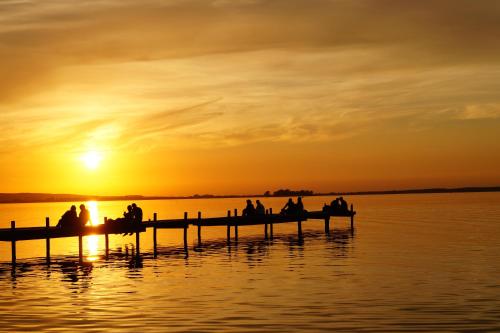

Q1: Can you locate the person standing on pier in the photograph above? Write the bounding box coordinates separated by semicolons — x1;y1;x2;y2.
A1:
78;204;91;228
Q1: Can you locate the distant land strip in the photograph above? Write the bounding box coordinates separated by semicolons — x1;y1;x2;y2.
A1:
0;186;499;204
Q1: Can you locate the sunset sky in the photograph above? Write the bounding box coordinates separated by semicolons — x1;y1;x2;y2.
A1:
1;0;500;196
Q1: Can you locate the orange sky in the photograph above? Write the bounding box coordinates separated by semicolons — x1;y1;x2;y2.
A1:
1;0;500;196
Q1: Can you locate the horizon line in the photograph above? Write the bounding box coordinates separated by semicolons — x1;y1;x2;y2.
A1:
0;185;499;204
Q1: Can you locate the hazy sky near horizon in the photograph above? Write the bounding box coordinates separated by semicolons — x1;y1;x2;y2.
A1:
1;0;500;195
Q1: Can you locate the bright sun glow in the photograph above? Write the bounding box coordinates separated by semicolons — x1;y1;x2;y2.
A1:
82;151;103;170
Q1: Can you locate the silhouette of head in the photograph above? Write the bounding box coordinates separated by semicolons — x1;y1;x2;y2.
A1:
71;205;76;211
256;200;261;204
288;198;293;203
298;196;302;202
127;205;132;211
246;199;252;204
132;203;137;209
80;204;85;210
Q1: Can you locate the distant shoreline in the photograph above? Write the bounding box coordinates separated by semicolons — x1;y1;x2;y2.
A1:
0;186;499;204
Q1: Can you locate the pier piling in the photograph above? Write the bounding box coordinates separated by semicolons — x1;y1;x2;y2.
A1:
350;204;354;229
234;209;238;242
324;216;330;234
298;219;303;238
45;217;50;265
135;228;140;258
104;217;109;259
197;212;202;245
269;208;274;240
11;221;16;267
183;212;188;254
78;235;83;264
226;210;231;243
264;209;269;239
153;213;157;257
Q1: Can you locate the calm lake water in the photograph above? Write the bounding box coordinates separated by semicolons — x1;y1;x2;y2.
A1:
0;193;499;332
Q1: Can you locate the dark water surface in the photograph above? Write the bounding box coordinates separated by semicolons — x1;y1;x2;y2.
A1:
0;193;499;332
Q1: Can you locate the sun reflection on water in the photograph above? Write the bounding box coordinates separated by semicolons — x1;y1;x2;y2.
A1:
86;201;101;261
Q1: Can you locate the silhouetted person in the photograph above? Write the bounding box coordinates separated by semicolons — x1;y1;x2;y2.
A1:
79;204;90;228
281;198;296;215
132;203;143;224
124;205;133;221
296;196;304;213
243;199;256;216
255;200;265;215
339;197;348;213
322;203;330;214
330;198;341;213
107;205;134;234
57;205;78;229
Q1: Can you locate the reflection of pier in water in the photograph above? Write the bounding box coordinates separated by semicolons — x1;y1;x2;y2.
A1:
0;206;356;268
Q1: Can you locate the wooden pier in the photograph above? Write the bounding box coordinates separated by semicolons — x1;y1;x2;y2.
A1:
0;205;356;266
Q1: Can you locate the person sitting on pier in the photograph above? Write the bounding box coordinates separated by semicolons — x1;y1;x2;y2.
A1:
106;205;134;231
322;203;330;214
132;203;143;224
281;198;297;215
296;196;307;214
339;197;349;213
124;205;134;221
78;204;91;228
330;198;341;213
243;199;256;217
56;205;78;229
255;200;265;215
120;203;144;236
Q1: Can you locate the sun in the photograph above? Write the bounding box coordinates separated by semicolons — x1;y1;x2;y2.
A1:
82;151;103;170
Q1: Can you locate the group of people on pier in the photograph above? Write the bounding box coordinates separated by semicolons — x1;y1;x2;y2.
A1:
57;196;350;231
243;196;350;217
241;197;308;217
242;199;266;216
323;196;350;214
57;203;143;231
280;197;306;215
105;203;143;225
56;204;90;230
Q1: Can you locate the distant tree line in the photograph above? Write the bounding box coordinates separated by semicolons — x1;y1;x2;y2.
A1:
264;189;314;197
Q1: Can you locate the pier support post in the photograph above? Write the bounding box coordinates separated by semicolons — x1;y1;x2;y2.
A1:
350;204;354;229
269;208;274;240
298;219;303;238
153;213;157;258
226;210;231;244
183;212;188;255
197;212;202;245
135;228;140;258
104;217;109;259
45;217;50;265
324;216;330;234
264;209;269;239
234;209;238;242
11;221;16;267
78;235;83;264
